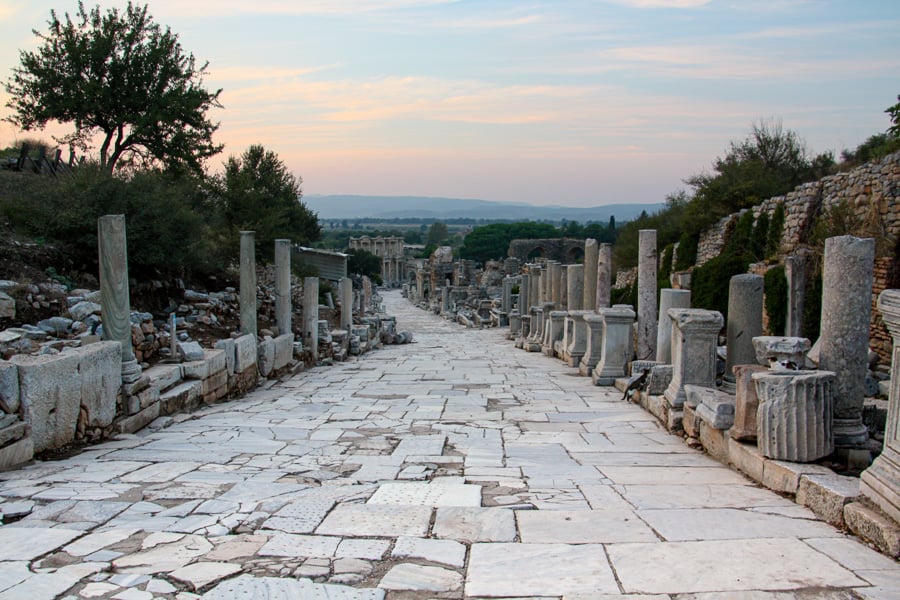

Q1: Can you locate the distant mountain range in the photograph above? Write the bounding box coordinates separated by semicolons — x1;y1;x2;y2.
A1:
305;194;664;223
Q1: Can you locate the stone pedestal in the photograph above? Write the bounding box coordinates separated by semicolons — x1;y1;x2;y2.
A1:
785;250;811;337
579;312;605;376
664;309;723;409
597;243;612;309
566;265;584;311
548;310;567;357
509;310;522;338
860;289;900;523
583;239;599;311
819;235;874;449
592;305;636;385
274;239;292;338
637;230;658;360
724;274;764;390
752;370;836;462
559;266;568;310
302;277;319;359
340;277;353;331
239;231;258;339
502;277;514;313
730;364;768;441
98;215;141;382
655;289;691;364
441;287;450;314
565;310;590;367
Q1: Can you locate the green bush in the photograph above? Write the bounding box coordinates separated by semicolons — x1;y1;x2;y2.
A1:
803;270;823;340
764;265;787;335
610;281;637;309
690;252;751;318
766;203;785;258
674;231;698;270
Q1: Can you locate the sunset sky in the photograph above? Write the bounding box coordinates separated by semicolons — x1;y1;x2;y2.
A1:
1;1;898;207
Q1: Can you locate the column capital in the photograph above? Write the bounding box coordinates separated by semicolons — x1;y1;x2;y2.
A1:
878;289;900;338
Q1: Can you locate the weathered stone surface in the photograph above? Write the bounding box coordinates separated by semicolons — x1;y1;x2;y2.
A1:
239;231;258;338
214;338;236;374
753;370;835;462
751;336;811;367
843;502;900;558
730;363;767;441
656;289;690;364
663;309;723;409
592;305;636;385
273;333;294;372
378;563;462;592
724;274;763;385
258;336;276;377
0;361;20;414
0;291;14;319
98;214;140;382
820;235;874;449
636;230;658;361
234;333;257;373
0;435;33;468
143;364;183;391
77;340;121;428
68;300;101;322
177;341;204;362
11;351;81;452
182;349;227;380
797;472;860;527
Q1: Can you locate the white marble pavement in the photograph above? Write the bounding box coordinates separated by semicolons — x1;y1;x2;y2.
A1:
0;290;897;599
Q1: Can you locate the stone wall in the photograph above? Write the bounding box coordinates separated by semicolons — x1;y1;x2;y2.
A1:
697;151;900;266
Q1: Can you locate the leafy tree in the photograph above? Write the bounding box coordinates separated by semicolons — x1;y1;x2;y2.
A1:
459;221;559;263
765;202;785;258
211;144;320;261
888;94;900;137
683;119;833;237
345;248;382;284
426;221;449;246
4;2;222;174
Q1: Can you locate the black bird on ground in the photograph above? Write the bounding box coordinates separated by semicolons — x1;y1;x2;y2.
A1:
622;367;651;401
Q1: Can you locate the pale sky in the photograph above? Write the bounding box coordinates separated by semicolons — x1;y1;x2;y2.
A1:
1;1;898;207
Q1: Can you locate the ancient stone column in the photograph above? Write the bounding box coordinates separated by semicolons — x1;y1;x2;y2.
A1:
819;235;874;450
656;289;691;363
861;289;900;522
274;239;292;338
566;265;584;311
579;312;605;376
583;239;599;311
518;274;530;316
303;277;319;359
441;287;450;314
549;262;562;306
97;215;141;382
637;230;658;360
664;309;723;409
565;310;591;367
592;305;637;385
340;277;353;331
597;243;612;309
724;274;764;391
502;277;514;313
753;370;835;462
239;231;258;339
785;250;810;337
559;265;568;310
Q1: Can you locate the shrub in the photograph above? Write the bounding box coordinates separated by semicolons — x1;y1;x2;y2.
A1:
690;252;751;318
766;203;785;258
764;265;787;335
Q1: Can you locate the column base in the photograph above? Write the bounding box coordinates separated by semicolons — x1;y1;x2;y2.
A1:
121;358;142;384
833;417;869;449
860;446;900;524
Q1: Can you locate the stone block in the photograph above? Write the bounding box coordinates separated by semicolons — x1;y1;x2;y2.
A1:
182;349;227;381
0;292;15;320
160;380;202;415
682;404;700;439
843;502;900;558
11;351;81;453
234;334;257;373
731;364;767;442
115;400;161;434
752;336;811;367
201;369;228;396
68;300;101;322
214;338;236;375
727;437;765;483
645;365;672;395
144;364;183;391
698;420;729;463
177;341;205;362
122;375;150;397
258;337;276;377
796;473;859;527
762;460;833;495
273;333;294;372
0;361;20;414
0;419;27;447
76;341;120;428
0;436;33;469
136;385;160;410
688;386;735;430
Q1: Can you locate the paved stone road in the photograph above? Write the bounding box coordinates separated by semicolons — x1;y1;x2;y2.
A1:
1;290;898;599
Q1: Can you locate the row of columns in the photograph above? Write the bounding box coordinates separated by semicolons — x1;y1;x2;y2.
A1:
99;220;356;385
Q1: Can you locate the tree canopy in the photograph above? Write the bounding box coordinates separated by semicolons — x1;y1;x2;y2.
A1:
460;222;560;264
4;2;222;174
211;144;320;260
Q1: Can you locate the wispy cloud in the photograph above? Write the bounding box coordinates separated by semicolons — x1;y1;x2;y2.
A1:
149;0;458;18
603;0;712;8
